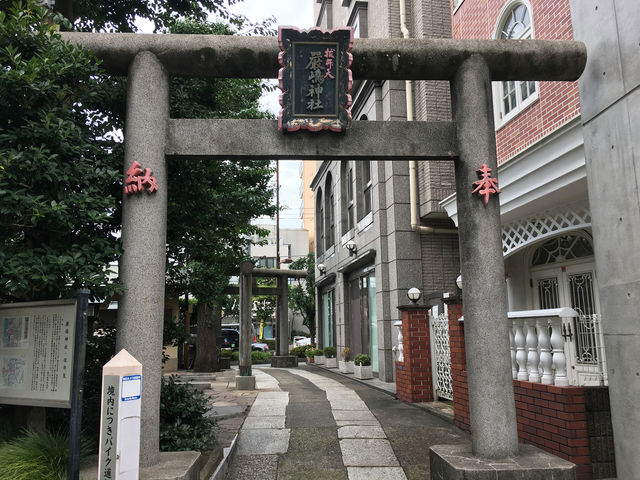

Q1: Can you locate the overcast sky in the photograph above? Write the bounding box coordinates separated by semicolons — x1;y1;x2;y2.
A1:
226;1;315;229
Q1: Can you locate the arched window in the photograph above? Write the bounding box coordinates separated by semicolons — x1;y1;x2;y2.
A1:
340;161;354;235
494;1;538;124
316;188;324;256
531;234;594;267
324;173;335;250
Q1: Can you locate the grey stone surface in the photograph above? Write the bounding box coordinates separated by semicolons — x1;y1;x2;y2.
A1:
235;375;255;391
451;55;519;458
116;50;169;467
166;119;457;161
333;409;378;422
247;401;287;417
204;405;245;419
347;467;408;480
337;425;386;439
336;419;381;426
235;428;291;455
429;444;575;480
270;355;298;368
61;33;586;81
225;454;278;480
571;3;640;476
241;416;286;429
340;439;400;467
569;0;624;123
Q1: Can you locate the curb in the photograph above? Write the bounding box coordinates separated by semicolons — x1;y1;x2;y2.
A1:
209;433;239;480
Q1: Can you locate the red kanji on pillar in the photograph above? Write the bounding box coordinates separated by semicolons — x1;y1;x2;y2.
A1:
124;161;158;195
472;163;500;205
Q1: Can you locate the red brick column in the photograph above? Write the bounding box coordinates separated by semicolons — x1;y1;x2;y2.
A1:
395;306;433;403
446;303;470;431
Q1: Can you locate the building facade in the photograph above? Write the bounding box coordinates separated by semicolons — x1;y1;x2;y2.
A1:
311;0;459;382
442;0;609;390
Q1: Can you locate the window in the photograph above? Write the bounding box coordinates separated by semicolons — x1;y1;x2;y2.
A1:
340;161;355;235
317;0;333;29
325;173;335;250
316;188;324;256
494;2;538;125
347;2;368;39
362;161;372;218
321;289;335;348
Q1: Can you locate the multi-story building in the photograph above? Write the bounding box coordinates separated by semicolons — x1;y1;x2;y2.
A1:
311;0;459;382
442;0;607;388
299;160;317;253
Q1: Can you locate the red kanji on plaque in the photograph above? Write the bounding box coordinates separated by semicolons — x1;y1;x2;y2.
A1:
472;164;500;205
124;161;158;195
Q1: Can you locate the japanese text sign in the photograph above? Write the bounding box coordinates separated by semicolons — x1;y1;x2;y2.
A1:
278;26;353;132
124;161;158;195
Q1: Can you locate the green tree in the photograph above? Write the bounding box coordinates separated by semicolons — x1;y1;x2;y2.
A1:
288;253;315;339
0;3;122;302
165;19;277;371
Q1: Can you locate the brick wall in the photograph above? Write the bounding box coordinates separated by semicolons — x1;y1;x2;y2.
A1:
395;307;434;403
514;381;592;480
447;300;599;480
451;0;581;165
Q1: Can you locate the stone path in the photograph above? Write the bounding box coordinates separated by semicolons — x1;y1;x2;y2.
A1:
224;366;468;480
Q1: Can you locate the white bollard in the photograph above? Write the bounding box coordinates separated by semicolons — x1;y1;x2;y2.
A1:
98;349;143;480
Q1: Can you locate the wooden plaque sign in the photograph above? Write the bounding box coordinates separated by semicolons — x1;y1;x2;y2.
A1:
278;26;353;132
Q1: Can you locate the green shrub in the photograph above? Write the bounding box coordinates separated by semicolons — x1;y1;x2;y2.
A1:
251;350;273;364
323;346;336;358
232;351;239;361
354;354;371;366
0;430;90;480
220;348;234;358
159;376;216;452
264;339;276;351
290;344;316;358
312;349;324;357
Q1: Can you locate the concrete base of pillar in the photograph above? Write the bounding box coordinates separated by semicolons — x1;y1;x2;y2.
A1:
270;355;298;368
235;375;256;390
429;444;575;480
80;451;200;480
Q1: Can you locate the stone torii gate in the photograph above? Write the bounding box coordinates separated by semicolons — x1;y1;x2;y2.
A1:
62;32;585;477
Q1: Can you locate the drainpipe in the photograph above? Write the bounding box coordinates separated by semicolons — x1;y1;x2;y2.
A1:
400;0;457;235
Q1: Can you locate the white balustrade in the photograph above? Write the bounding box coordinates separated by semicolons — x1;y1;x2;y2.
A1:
537;318;553;385
550;320;569;386
526;319;541;383
508;308;577;387
514;319;528;381
509;327;517;379
394;320;404;362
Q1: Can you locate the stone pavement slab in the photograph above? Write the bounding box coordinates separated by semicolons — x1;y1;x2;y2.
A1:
347;466;408;480
340;438;401;467
241;415;286;429
338;425;386;439
235;428;290;455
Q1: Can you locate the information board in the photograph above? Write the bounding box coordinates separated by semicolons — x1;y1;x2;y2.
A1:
0;299;77;408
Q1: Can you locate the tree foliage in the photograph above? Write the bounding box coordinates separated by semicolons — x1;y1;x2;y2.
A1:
0;3;122;302
288;253;316;339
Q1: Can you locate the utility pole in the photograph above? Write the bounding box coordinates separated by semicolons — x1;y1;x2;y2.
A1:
275;161;281;353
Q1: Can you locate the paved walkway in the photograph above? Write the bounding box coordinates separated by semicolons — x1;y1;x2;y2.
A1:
224;365;469;480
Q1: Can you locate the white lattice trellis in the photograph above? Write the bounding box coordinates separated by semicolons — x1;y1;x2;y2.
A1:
430;313;453;401
502;203;591;257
